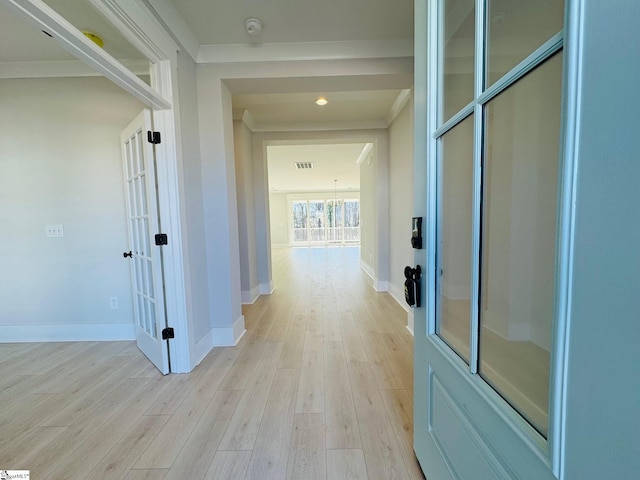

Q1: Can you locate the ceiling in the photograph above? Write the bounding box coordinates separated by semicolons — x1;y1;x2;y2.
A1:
267;143;366;193
170;0;413;46
0;1;146;63
1;0;414;193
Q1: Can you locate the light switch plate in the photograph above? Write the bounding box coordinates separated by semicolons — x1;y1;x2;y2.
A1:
45;224;64;237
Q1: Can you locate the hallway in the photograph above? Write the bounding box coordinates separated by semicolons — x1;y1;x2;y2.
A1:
0;247;424;479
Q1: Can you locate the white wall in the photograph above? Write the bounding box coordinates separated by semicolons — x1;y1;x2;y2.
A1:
388;97;415;311
174;50;214;354
234;119;259;303
195;71;245;347
268;193;289;246
0;77;143;341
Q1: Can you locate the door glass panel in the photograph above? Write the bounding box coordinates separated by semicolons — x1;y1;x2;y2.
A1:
436;115;474;363
327;200;343;243
308;201;325;242
344;200;360;242
487;0;564;86
479;52;563;437
292;201;308;242
442;0;475;122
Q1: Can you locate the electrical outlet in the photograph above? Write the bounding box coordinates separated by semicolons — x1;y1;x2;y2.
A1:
109;297;119;309
45;224;64;237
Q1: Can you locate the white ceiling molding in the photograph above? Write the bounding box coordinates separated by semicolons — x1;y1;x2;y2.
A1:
241;110;257;131
89;0;178;64
0;59;150;79
385;88;412;126
246;119;389;133
142;0;200;61
197;39;414;64
5;0;170;109
355;143;374;165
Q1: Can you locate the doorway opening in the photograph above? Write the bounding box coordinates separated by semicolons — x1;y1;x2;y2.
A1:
267;143;366;249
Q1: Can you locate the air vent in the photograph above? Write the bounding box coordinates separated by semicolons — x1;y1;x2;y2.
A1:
295;162;313;170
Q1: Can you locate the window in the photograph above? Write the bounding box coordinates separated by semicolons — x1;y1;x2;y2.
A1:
434;0;564;438
289;196;360;246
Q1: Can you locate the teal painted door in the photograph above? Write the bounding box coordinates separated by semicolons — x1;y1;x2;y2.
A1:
413;1;569;478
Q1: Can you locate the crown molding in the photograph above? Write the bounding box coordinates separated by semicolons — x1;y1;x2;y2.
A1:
197;39;414;64
142;0;200;62
244;119;389;133
385;88;412;125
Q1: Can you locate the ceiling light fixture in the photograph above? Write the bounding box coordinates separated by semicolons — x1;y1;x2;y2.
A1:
245;18;263;36
315;97;328;106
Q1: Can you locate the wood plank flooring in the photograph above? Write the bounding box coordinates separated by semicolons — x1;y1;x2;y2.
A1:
0;246;425;480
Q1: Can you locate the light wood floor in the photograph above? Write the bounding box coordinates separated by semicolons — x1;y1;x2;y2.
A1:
0;247;425;480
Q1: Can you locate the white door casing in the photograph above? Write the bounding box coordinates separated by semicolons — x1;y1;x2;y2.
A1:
121;109;170;374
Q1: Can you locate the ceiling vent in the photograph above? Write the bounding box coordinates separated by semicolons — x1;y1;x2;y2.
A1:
295;162;313;170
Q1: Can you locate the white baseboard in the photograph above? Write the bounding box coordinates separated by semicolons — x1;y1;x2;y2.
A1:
360;260;388;292
388;284;409;312
389;283;415;335
360;259;375;280
259;281;274;295
0;323;135;343
406;309;415;336
213;315;246;347
190;315;246;370
241;285;261;304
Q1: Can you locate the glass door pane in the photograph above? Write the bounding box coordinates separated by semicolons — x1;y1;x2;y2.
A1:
308;201;325;242
327;199;343;243
479;52;563;437
344;200;360;242
487;0;564;86
292;201;308;243
436;115;474;364
442;0;475;122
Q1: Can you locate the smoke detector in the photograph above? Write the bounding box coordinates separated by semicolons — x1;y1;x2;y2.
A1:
245;18;263;36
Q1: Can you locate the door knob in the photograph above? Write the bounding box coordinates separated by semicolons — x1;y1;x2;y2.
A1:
123;251;132;258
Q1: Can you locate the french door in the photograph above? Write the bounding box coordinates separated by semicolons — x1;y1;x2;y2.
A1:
291;197;360;246
415;0;567;478
120;110;170;374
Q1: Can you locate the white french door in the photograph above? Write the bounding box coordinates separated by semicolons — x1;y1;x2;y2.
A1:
121;110;170;374
290;197;361;246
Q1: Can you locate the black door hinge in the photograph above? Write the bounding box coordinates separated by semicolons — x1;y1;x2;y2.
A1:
162;327;174;340
147;131;161;144
154;233;168;246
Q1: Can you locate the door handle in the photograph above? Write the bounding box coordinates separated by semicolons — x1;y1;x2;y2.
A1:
123;251;133;258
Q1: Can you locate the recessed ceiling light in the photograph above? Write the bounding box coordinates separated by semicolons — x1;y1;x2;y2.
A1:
315;97;328;106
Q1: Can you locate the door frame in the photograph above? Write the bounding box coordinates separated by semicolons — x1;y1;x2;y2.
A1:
7;0;192;372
